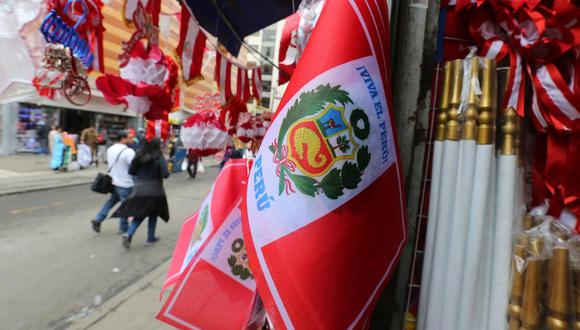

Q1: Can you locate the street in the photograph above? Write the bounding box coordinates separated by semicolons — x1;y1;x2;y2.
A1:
0;169;216;330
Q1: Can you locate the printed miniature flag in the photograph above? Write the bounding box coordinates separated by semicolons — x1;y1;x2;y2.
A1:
278;12;301;85
158;199;264;330
158;159;264;329
242;0;406;328
161;159;250;292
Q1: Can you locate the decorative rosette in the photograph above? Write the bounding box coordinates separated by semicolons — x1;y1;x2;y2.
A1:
254;116;266;140
219;96;248;135
261;111;273;130
236;112;256;143
181;110;231;157
96;41;177;121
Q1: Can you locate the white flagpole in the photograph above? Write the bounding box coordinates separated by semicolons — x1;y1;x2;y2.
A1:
456;58;497;330
416;62;452;330
488;107;518;330
440;56;480;330
424;59;463;330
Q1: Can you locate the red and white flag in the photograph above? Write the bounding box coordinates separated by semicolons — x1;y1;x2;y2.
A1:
158;160;264;330
237;68;250;102
215;52;233;103
250;68;262;102
278;12;301;85
161;160;250;291
146;119;169;141
124;0;160;26
176;7;206;84
242;0;406;328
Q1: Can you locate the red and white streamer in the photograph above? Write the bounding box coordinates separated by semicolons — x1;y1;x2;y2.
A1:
215;52;232;103
250;68;262;102
176;7;206;84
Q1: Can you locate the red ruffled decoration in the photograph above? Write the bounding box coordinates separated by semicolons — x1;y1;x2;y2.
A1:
96;41;177;121
181;111;230;157
219;97;248;135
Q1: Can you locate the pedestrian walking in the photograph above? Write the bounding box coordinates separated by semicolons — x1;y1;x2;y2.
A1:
48;126;60;155
36;121;50;155
81;126;99;166
50;128;64;170
91;130;135;234
113;138;170;249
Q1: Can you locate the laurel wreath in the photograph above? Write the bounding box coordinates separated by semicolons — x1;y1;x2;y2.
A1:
227;238;253;280
270;84;372;200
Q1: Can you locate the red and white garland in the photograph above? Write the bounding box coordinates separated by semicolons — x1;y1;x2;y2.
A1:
180;110;230;157
96;41;178;121
176;6;206;84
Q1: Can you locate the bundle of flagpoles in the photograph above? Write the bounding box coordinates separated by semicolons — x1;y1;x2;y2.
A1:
417;55;528;330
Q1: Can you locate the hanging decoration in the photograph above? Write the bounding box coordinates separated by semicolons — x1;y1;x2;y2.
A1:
118;1;159;68
254;116;266;141
236;65;251;102
236;112;256;143
180;110;230;157
49;0;105;72
193;92;221;113
219;96;248;135
40;0;94;68
146;119;170;141
278;12;301;85
250;67;262;102
214;51;232;103
123;0;160;27
96;40;178;120
176;5;206;84
33;44;91;105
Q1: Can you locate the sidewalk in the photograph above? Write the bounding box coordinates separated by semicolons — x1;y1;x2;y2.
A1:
0;154;99;196
68;260;173;330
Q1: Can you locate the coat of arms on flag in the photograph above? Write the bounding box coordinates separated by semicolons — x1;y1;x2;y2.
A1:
243;0;406;328
271;84;371;199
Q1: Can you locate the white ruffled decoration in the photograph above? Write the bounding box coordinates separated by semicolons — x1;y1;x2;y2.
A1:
120;58;169;86
180;123;230;152
124;95;152;114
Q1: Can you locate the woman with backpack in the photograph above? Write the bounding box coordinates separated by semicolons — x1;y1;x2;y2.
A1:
113;138;170;249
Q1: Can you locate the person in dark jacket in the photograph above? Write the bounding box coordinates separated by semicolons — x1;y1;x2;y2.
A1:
113;138;170;249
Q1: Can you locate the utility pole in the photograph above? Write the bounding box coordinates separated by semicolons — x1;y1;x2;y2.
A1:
371;0;441;328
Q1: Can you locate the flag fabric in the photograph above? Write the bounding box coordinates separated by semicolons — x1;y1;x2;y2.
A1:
158;159;263;329
278;12;301;85
124;0;161;26
250;68;262;102
215;52;233;103
237;68;250;102
242;0;406;328
161;159;250;292
157;199;264;330
176;6;206;84
145;119;169;141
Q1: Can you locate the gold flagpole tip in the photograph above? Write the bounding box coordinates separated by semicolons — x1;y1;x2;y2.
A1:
436;62;452;141
445;59;463;141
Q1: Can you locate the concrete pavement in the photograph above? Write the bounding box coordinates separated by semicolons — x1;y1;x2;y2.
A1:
0;154;99;195
0;166;217;330
68;260;173;330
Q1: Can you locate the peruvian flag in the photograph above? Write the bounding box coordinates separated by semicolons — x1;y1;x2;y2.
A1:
237;68;250;102
278;12;301;85
161;159;250;291
158;160;264;329
250;68;262;102
176;6;206;84
242;0;406;328
215;52;233;103
145;119;169;141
